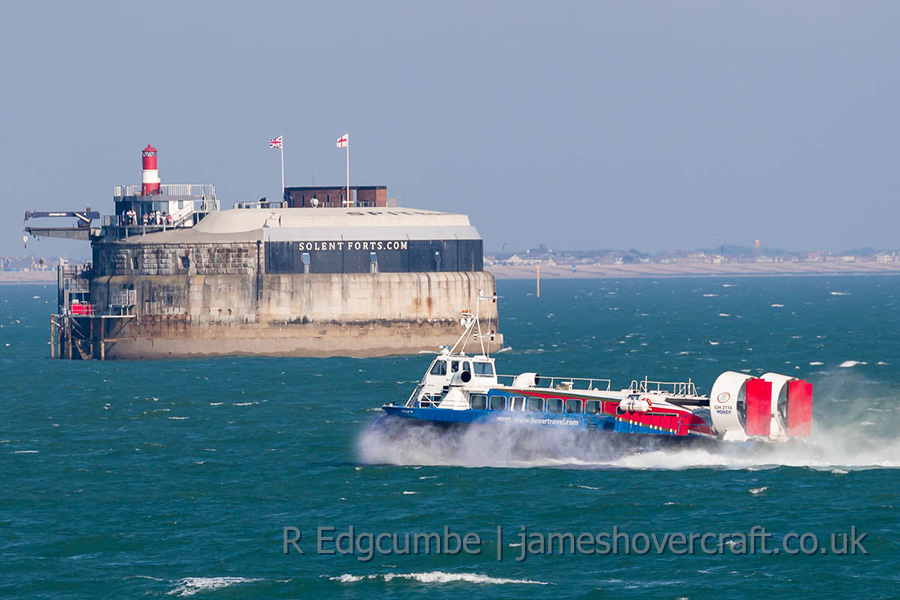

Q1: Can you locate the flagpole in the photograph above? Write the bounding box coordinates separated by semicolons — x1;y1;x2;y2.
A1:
280;137;285;199
345;141;350;207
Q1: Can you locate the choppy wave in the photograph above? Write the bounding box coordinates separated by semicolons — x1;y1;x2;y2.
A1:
168;577;260;596
330;571;548;585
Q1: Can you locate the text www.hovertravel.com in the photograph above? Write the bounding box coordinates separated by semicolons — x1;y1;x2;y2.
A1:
282;526;867;562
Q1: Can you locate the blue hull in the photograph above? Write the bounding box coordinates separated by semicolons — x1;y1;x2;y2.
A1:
380;405;714;442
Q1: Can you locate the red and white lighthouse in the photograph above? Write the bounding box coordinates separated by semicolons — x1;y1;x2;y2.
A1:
141;144;161;195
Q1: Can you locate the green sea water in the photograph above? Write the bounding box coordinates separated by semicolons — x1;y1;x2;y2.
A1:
1;277;898;599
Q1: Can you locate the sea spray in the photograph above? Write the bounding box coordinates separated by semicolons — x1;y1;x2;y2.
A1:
358;413;900;471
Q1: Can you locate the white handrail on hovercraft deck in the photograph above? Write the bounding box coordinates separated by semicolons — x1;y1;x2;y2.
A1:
628;377;702;398
495;374;613;392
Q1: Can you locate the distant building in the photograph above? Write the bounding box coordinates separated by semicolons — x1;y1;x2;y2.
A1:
283;185;397;208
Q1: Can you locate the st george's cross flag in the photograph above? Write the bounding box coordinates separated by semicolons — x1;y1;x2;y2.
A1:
336;133;349;148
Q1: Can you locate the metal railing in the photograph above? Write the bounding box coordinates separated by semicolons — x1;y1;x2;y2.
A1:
497;374;612;392
629;377;700;397
103;195;220;229
60;262;92;289
113;183;217;198
109;289;136;307
101;220;187;233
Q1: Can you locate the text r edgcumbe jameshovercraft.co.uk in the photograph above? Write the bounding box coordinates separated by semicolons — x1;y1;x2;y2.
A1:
282;525;868;561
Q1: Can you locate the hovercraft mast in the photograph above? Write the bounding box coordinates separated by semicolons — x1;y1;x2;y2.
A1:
448;289;497;358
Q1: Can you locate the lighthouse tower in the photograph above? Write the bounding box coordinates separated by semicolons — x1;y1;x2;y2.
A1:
141;144;161;195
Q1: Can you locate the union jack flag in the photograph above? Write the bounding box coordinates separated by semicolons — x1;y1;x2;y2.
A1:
269;135;283;149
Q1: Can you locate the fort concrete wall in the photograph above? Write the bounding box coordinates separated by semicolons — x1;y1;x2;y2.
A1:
89;269;500;359
86;212;500;360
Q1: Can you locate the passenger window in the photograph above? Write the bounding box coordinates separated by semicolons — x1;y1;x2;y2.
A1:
510;396;525;411
474;362;494;376
585;400;602;414
470;394;487;410
547;398;564;413
430;361;447;376
565;399;584;414
451;361;460;373
527;397;544;412
489;395;506;410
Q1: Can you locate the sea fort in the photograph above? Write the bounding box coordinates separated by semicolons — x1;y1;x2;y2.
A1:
24;144;500;359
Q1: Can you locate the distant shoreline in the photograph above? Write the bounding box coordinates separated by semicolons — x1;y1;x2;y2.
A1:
0;272;55;285
488;261;900;280
3;263;900;285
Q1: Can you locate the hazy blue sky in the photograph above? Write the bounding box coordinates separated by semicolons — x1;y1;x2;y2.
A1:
3;1;898;258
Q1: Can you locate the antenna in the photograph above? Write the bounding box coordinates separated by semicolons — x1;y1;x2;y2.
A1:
448;290;498;357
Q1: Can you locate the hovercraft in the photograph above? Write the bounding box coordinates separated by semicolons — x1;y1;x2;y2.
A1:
378;293;813;447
